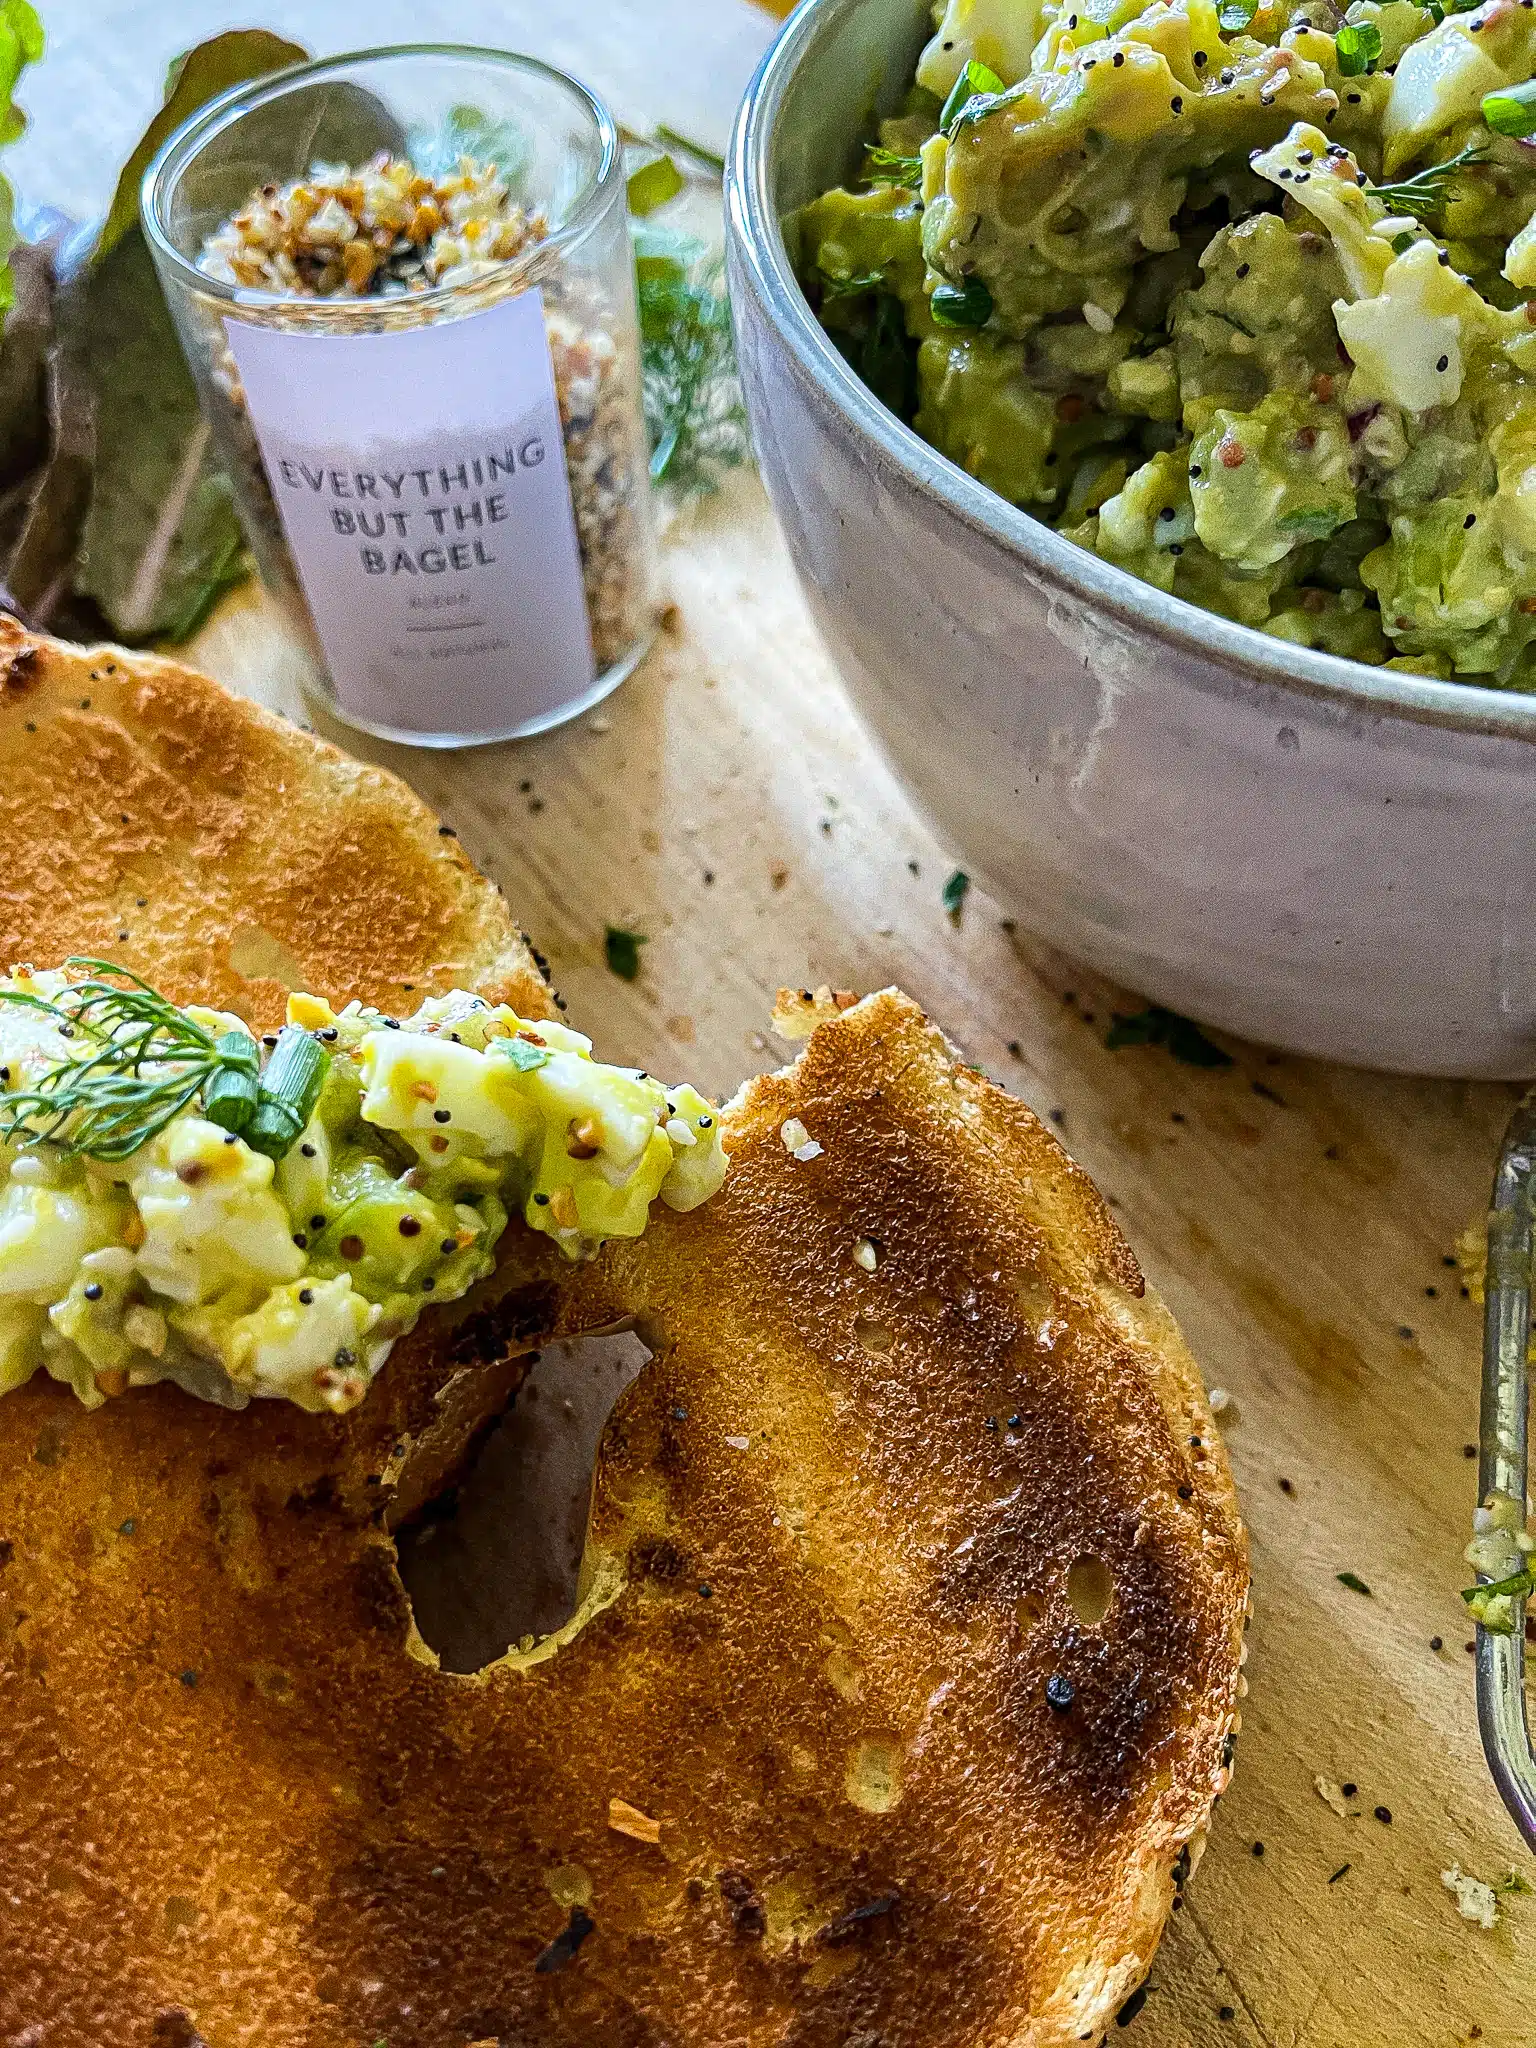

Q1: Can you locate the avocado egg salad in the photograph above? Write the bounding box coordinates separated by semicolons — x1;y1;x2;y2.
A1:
801;0;1536;681
0;963;726;1417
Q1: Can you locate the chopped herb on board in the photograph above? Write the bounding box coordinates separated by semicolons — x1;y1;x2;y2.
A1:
1336;1571;1373;1596
942;869;970;919
1104;1006;1234;1067
604;926;648;980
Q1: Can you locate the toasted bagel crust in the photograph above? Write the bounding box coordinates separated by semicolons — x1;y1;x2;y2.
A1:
0;986;1246;2047
0;619;554;1027
0;636;1245;2043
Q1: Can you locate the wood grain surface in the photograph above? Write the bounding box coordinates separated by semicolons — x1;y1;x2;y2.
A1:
25;0;1536;2039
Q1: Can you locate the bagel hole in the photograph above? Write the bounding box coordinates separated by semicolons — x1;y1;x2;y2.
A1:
395;1329;651;1673
854;1315;894;1355
1065;1553;1114;1628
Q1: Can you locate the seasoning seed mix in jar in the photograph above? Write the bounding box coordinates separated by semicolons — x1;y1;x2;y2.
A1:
143;45;657;746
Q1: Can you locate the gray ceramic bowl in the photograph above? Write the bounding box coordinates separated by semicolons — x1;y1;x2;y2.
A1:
725;0;1536;1078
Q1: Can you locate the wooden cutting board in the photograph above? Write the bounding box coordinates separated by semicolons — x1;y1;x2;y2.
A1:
185;466;1534;2047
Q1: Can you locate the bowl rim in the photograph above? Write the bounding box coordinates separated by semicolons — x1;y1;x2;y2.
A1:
725;0;1536;745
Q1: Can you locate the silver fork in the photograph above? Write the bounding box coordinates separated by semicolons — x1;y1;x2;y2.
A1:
1476;1096;1536;1850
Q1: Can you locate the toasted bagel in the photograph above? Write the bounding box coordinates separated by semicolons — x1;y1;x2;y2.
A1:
0;618;552;1029
0;634;1247;2047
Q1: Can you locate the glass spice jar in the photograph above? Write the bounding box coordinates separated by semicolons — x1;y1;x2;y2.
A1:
142;45;657;747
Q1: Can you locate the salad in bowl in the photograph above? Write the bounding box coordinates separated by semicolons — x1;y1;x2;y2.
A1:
801;0;1536;684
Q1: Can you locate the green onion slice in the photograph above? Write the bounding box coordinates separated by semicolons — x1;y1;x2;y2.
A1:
940;57;1006;137
1483;79;1536;136
930;278;994;328
244;1025;329;1160
201;1031;261;1135
1335;21;1382;75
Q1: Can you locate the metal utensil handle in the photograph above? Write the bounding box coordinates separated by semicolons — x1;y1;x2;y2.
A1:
1476;1096;1536;1851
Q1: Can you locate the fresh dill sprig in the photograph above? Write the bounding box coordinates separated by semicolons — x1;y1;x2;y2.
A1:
0;960;325;1162
864;144;923;189
0;961;244;1160
1364;144;1488;222
633;225;751;494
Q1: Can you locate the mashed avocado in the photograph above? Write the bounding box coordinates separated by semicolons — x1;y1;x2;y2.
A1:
0;968;727;1415
802;0;1536;682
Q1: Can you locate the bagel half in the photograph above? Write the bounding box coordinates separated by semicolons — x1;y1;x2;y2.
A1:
0;628;1248;2047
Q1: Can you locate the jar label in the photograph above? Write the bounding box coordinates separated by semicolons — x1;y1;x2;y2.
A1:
225;289;595;737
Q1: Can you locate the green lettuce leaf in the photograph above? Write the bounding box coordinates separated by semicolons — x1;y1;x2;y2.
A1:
97;29;306;260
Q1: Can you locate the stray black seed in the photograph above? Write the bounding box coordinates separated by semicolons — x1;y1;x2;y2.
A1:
1429;1635;1443;1651
1374;1805;1392;1824
433;1108;452;1123
299;1289;314;1305
301;1143;316;1158
334;1348;355;1368
441;1238;457;1255
699;1582;713;1598
310;1215;325;1231
1046;1673;1075;1710
1115;1986;1148;2028
533;1905;595;1974
1341;1781;1357;1797
291;1233;307;1251
1464;512;1475;527
83;1283;103;1302
1252;1840;1265;1857
1328;1863;1351;1884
